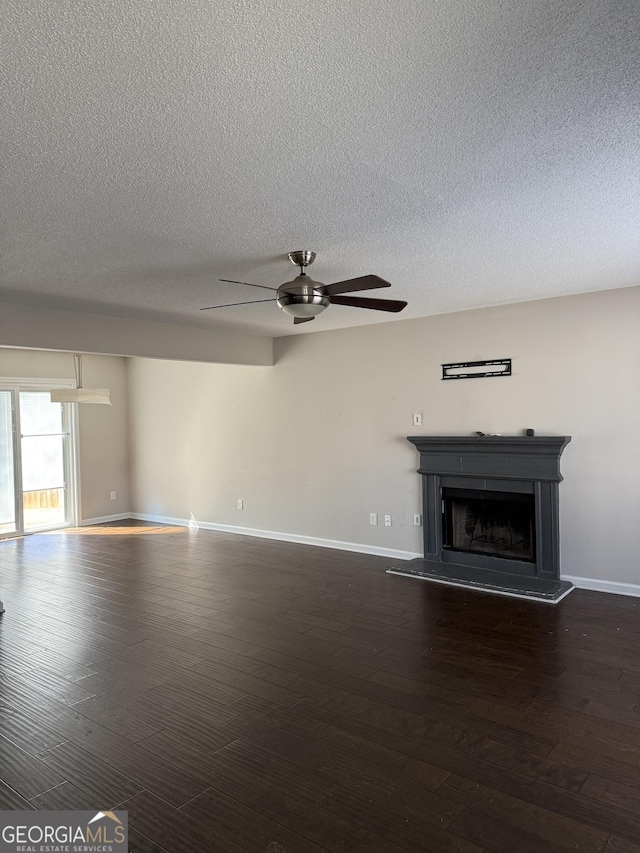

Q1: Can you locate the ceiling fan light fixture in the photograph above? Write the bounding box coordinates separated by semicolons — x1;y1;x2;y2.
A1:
279;301;328;318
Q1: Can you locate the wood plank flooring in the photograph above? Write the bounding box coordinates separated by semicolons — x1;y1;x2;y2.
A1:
1;520;639;852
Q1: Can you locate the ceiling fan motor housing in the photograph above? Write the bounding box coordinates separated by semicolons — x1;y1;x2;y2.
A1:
277;275;330;317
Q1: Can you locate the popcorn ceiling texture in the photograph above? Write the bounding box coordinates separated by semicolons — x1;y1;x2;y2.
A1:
3;0;640;337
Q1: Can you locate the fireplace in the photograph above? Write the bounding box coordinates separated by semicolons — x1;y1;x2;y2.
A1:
389;435;573;602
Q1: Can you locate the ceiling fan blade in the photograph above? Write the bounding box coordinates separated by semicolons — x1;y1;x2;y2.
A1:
200;298;275;311
321;274;391;296
293;315;316;324
329;294;407;313
219;279;279;292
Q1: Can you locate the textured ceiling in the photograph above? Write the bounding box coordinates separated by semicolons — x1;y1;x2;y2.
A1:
3;0;639;337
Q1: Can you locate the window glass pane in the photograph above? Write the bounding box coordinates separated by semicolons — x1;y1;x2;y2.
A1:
20;392;63;436
21;435;65;491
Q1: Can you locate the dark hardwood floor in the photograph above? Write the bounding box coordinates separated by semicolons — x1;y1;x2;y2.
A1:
1;520;639;852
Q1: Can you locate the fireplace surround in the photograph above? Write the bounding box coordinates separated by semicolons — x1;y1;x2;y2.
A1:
389;435;573;602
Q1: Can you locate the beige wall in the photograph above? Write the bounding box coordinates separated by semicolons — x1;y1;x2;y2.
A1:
128;286;640;585
0;349;130;521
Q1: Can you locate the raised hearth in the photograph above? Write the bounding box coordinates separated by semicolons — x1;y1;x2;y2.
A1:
389;435;573;603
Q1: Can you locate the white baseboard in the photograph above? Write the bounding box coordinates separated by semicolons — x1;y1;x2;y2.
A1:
81;513;132;526
562;575;640;599
129;513;421;561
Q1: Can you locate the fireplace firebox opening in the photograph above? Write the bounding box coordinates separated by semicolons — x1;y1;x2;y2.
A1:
442;487;535;562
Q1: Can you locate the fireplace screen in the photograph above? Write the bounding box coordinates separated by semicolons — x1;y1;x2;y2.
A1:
442;487;535;562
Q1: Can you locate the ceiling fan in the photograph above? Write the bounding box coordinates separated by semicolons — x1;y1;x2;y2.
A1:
201;251;407;324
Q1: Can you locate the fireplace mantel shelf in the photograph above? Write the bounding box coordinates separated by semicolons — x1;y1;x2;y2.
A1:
407;435;571;482
407;434;571;452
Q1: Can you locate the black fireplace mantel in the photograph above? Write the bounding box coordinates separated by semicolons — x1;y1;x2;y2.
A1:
389;434;573;603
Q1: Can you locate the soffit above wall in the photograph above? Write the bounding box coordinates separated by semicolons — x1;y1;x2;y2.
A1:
4;1;640;338
0;302;273;365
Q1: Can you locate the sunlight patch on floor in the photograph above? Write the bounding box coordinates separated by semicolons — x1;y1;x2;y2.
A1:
48;525;187;536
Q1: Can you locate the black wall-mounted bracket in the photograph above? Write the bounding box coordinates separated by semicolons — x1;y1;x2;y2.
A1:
442;358;511;380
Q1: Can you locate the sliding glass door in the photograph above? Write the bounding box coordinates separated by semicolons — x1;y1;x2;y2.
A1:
0;392;17;535
0;385;76;538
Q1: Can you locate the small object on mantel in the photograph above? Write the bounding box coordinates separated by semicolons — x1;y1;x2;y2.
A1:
475;431;485;436
475;431;501;436
526;428;535;436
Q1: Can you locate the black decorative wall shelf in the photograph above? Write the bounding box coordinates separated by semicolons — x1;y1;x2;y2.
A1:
442;358;511;380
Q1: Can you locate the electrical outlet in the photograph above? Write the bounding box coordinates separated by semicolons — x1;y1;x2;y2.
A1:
413;514;422;526
110;491;116;501
384;514;392;527
412;413;422;427
369;513;378;526
237;498;244;510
